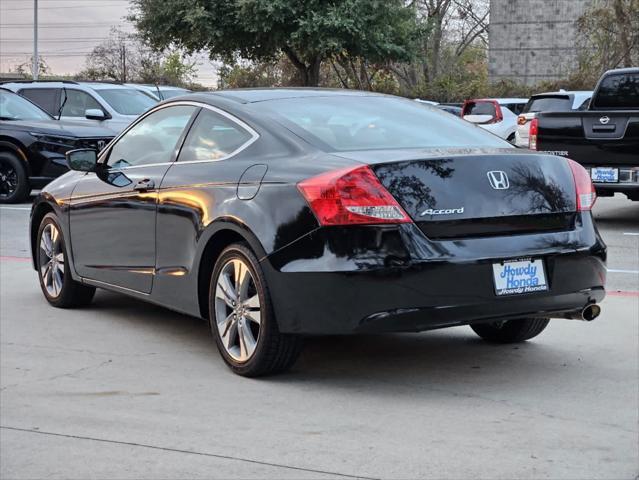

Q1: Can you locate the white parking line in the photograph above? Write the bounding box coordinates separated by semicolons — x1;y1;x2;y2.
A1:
623;232;639;236
607;268;639;274
0;206;31;211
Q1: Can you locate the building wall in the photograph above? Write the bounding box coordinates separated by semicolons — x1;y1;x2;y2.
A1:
489;0;591;85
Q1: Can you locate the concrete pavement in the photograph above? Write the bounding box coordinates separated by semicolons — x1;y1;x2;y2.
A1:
0;195;637;479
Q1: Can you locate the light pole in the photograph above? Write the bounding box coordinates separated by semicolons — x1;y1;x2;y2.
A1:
32;0;38;80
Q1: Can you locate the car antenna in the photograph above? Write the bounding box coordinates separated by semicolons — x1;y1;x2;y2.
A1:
155;83;163;101
57;86;67;120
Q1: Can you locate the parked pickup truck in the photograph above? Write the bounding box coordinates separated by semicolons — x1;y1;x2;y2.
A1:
530;67;639;201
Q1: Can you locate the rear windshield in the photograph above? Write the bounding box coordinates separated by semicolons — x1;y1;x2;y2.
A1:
95;88;157;115
524;96;572;113
592;73;639;109
463;101;496;116
258;96;510;151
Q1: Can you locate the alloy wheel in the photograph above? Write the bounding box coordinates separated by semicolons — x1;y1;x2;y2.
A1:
39;223;65;298
214;258;262;362
0;161;18;199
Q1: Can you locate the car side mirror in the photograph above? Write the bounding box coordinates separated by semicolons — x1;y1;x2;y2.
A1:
85;108;105;120
66;149;98;172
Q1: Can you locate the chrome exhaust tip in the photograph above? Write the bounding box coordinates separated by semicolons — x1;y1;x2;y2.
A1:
559;304;601;321
581;304;601;321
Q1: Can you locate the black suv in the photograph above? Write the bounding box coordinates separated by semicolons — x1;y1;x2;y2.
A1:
0;88;114;203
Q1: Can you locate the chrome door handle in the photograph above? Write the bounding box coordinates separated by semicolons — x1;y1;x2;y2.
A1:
133;179;155;191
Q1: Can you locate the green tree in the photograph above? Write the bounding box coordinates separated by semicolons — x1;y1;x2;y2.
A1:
80;28;140;82
130;0;418;87
576;0;639;81
78;28;197;86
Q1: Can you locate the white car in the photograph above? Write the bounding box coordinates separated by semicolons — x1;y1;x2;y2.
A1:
461;98;528;142
515;91;592;148
125;83;191;101
1;81;158;135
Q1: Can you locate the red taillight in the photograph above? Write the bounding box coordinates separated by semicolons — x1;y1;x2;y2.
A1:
528;118;539;150
567;159;596;211
297;165;411;226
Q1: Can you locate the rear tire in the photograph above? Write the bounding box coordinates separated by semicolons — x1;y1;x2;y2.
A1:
0;151;29;204
208;243;302;377
36;213;96;308
470;317;549;343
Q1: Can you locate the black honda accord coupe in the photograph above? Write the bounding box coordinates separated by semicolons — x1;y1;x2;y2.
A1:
30;89;606;376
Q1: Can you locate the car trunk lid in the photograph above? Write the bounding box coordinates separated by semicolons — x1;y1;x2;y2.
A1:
335;149;577;239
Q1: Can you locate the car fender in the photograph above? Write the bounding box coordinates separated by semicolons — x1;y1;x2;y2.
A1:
196;215;268;264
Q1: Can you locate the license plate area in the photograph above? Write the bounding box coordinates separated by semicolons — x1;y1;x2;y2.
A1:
492;258;548;296
591;167;619;183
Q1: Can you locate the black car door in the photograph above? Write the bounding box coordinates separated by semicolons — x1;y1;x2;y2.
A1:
68;104;198;293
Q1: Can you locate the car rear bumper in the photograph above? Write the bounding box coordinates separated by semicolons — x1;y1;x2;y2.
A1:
263;218;606;334
587;166;639;198
594;182;639;198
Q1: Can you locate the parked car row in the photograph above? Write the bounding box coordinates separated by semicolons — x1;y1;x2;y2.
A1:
447;69;637;201
0;80;190;202
2;69;636;204
418;92;593;147
515;90;592;147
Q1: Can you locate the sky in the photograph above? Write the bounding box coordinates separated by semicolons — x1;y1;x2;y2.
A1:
0;0;218;86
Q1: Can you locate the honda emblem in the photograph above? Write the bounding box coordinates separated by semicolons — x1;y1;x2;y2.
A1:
487;171;510;190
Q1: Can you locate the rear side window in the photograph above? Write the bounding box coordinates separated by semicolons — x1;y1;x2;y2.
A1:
524;96;572;113
60;89;103;117
502;103;525;115
0;90;51;120
593;73;639;109
179;109;254;162
19;88;59;116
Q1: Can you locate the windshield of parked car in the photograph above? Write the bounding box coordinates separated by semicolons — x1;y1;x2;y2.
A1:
95;88;157;115
524;96;573;113
0;90;52;121
259;96;511;151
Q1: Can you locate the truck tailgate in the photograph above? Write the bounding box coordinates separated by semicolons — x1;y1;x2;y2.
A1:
536;111;639;166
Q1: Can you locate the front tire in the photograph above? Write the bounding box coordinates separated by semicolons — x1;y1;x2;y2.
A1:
470;318;549;343
208;243;302;377
0;151;29;204
36;213;96;308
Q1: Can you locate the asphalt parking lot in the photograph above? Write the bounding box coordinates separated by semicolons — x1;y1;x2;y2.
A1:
1;194;637;479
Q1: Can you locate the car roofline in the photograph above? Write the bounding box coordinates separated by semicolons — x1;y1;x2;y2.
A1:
183;87;389;104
